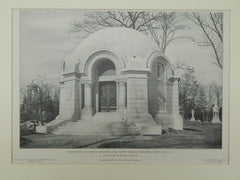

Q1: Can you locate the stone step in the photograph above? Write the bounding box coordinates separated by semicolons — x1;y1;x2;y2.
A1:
54;129;138;134
56;124;137;130
52;118;139;136
56;126;136;130
56;128;137;133
53;131;138;136
52;131;113;135
91;113;121;119
60;123;128;128
53;128;139;136
58;123;128;128
93;112;118;116
51;111;140;136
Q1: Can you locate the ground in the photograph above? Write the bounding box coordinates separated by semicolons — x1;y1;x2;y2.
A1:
20;120;222;149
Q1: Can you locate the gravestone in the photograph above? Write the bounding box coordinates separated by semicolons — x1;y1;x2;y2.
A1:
35;125;47;133
211;99;221;124
190;109;196;121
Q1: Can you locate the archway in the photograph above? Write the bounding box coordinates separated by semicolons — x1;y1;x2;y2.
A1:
91;59;117;114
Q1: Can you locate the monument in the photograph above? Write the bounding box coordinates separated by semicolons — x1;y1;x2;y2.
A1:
45;27;183;136
212;99;221;124
190;109;195;121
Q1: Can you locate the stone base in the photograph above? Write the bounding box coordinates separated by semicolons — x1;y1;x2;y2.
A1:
189;118;196;121
82;107;93;119
127;112;162;135
211;117;221;124
45;116;70;133
127;112;154;125
154;113;183;130
140;125;162;135
35;125;47;133
117;108;127;121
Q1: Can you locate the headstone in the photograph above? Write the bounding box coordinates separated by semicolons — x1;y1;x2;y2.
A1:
211;99;221;124
190;109;195;121
35;125;47;133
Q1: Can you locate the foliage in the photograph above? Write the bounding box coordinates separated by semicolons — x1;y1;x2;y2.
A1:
176;61;222;121
178;65;197;119
194;84;208;120
20;76;60;124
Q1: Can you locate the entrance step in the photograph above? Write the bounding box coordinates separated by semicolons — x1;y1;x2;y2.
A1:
52;113;140;136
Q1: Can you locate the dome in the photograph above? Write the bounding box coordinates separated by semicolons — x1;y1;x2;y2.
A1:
63;27;162;73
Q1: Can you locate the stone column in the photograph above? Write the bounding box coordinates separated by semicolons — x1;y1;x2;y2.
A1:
126;73;162;135
171;77;180;114
82;81;93;119
171;77;183;130
153;76;183;130
118;80;126;112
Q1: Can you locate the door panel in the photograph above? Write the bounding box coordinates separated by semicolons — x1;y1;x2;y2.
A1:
99;81;116;112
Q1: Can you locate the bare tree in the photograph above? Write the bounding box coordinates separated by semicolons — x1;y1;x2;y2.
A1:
173;59;194;74
72;11;159;34
184;12;223;69
143;12;185;52
72;11;185;53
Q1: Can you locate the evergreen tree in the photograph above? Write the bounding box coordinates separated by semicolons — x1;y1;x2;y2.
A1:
179;66;198;119
194;84;208;121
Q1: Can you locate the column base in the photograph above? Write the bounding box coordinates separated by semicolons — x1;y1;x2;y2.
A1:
154;112;183;130
127;112;162;135
82;107;93;119
117;107;127;120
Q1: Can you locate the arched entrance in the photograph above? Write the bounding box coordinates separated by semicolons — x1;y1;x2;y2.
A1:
91;59;117;114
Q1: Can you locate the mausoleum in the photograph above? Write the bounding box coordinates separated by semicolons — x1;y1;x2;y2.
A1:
46;27;183;136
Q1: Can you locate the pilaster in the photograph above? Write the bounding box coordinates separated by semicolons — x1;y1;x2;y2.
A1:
82;80;93;119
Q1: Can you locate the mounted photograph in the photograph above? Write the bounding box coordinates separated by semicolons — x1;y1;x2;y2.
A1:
12;9;229;163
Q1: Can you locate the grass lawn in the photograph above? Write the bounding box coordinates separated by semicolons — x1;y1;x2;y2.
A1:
20;120;222;149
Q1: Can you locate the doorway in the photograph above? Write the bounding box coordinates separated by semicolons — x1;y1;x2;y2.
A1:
99;81;116;112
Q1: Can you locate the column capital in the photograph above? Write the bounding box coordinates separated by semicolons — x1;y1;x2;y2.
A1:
82;80;92;86
117;79;126;86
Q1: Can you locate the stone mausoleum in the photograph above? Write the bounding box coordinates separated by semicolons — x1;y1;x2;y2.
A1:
46;27;183;136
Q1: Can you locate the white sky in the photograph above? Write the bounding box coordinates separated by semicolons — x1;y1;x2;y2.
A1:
19;9;223;87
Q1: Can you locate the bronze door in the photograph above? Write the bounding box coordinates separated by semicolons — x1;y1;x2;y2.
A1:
99;81;116;112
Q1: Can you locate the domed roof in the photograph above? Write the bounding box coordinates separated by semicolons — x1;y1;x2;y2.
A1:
64;27;161;71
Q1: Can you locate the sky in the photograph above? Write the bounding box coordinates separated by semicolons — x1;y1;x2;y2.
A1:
19;9;223;88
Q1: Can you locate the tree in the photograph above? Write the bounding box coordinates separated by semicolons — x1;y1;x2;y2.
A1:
207;82;223;108
20;76;60;123
143;12;185;52
194;84;208;121
177;63;197;119
175;60;209;121
72;11;158;35
184;12;223;69
72;11;185;52
205;82;223;121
